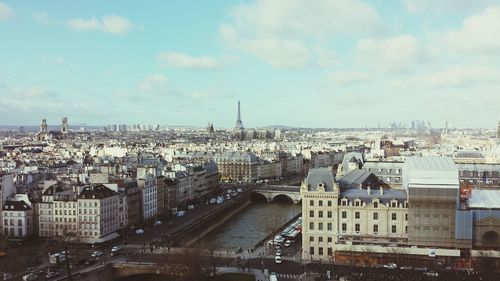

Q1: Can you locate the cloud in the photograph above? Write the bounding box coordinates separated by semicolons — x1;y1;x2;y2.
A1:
0;2;13;21
157;52;238;70
316;47;339;68
67;15;133;35
221;0;385;68
389;65;500;89
138;75;168;96
32;12;56;25
404;0;495;15
329;70;370;85
55;57;65;65
440;5;500;55
356;35;435;73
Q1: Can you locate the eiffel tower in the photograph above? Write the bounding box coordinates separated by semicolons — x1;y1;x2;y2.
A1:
235;100;244;130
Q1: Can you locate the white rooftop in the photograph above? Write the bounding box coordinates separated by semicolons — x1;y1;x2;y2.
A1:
403;156;459;189
469;190;500;209
404;156;458;172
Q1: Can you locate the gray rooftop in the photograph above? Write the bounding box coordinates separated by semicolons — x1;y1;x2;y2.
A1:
305;167;335;192
341;188;407;203
405;156;457;172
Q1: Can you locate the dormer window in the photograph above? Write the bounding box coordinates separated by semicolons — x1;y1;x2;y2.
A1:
354;199;360;207
391;201;397;208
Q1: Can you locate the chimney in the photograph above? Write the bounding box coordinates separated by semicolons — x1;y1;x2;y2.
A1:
380;187;384;196
367;184;371;195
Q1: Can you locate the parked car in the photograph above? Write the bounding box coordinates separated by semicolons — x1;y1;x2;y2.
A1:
91;251;103;258
111;246;122;256
274;256;282;264
284;240;292;247
400;266;413;270
135;228;144;235
46;271;60;279
424;271;439;277
153;220;162;226
383;263;397;269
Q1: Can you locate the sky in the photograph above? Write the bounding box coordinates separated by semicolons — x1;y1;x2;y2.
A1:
1;0;500;129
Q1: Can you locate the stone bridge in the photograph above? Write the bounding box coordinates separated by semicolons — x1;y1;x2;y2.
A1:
251;185;302;204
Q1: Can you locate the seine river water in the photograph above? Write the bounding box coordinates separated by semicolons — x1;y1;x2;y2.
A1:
197;201;301;250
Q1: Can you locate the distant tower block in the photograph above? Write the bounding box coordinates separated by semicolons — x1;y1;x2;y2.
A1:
235;100;244;130
40;119;48;132
61;117;69;137
497;121;500;144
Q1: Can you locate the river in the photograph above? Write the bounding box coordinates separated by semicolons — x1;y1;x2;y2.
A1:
197;201;301;249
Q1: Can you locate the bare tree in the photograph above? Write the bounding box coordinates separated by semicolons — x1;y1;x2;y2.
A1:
475;250;498;281
51;226;79;281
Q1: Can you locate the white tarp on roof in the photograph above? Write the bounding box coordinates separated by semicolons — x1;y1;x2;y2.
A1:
403;157;459;190
469;190;500;209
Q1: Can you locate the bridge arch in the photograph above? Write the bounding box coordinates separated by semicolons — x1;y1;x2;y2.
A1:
249;191;269;203
271;194;295;204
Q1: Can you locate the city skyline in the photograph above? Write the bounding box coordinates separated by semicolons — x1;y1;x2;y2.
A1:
1;0;500;128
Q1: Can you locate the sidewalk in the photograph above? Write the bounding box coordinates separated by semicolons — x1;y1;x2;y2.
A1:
216;266;268;281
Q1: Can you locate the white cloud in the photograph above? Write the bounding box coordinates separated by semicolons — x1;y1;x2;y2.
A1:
138;75;168;96
356;35;435;73
67;15;132;35
221;0;385;68
316;47;339;68
32;12;56;25
440;6;500;55
55;57;65;65
157;52;238;70
329;70;370;85
389;65;500;89
0;2;13;21
404;0;495;15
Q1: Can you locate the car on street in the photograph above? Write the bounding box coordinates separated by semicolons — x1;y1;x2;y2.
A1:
400;266;413;270
135;228;144;235
383;263;397;269
275;249;282;256
274;256;282;264
111;246;122;256
284;240;292;247
91;250;103;258
46;271;61;279
153;220;162;226
424;271;439;277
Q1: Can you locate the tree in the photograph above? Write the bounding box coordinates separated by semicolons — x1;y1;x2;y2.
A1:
51;226;79;281
476;250;498;281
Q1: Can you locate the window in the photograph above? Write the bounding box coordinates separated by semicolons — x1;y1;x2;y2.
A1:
327;248;333;256
355;200;360;206
342;211;347;219
310;236;314;242
373;224;378;233
310;200;314;206
310;247;315;255
342;223;347;232
373;202;378;208
392;225;397;233
355;224;360;232
405;226;408;233
327;200;332;207
319;211;323;218
391;202;397;208
327;223;332;231
318;236;323;243
318;222;323;230
327;237;332;243
310;210;314;218
405;214;408;221
318;247;324;255
373;212;378;220
327;211;332;218
319;200;323;207
355;212;360;219
310;222;314;230
392;213;397;220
